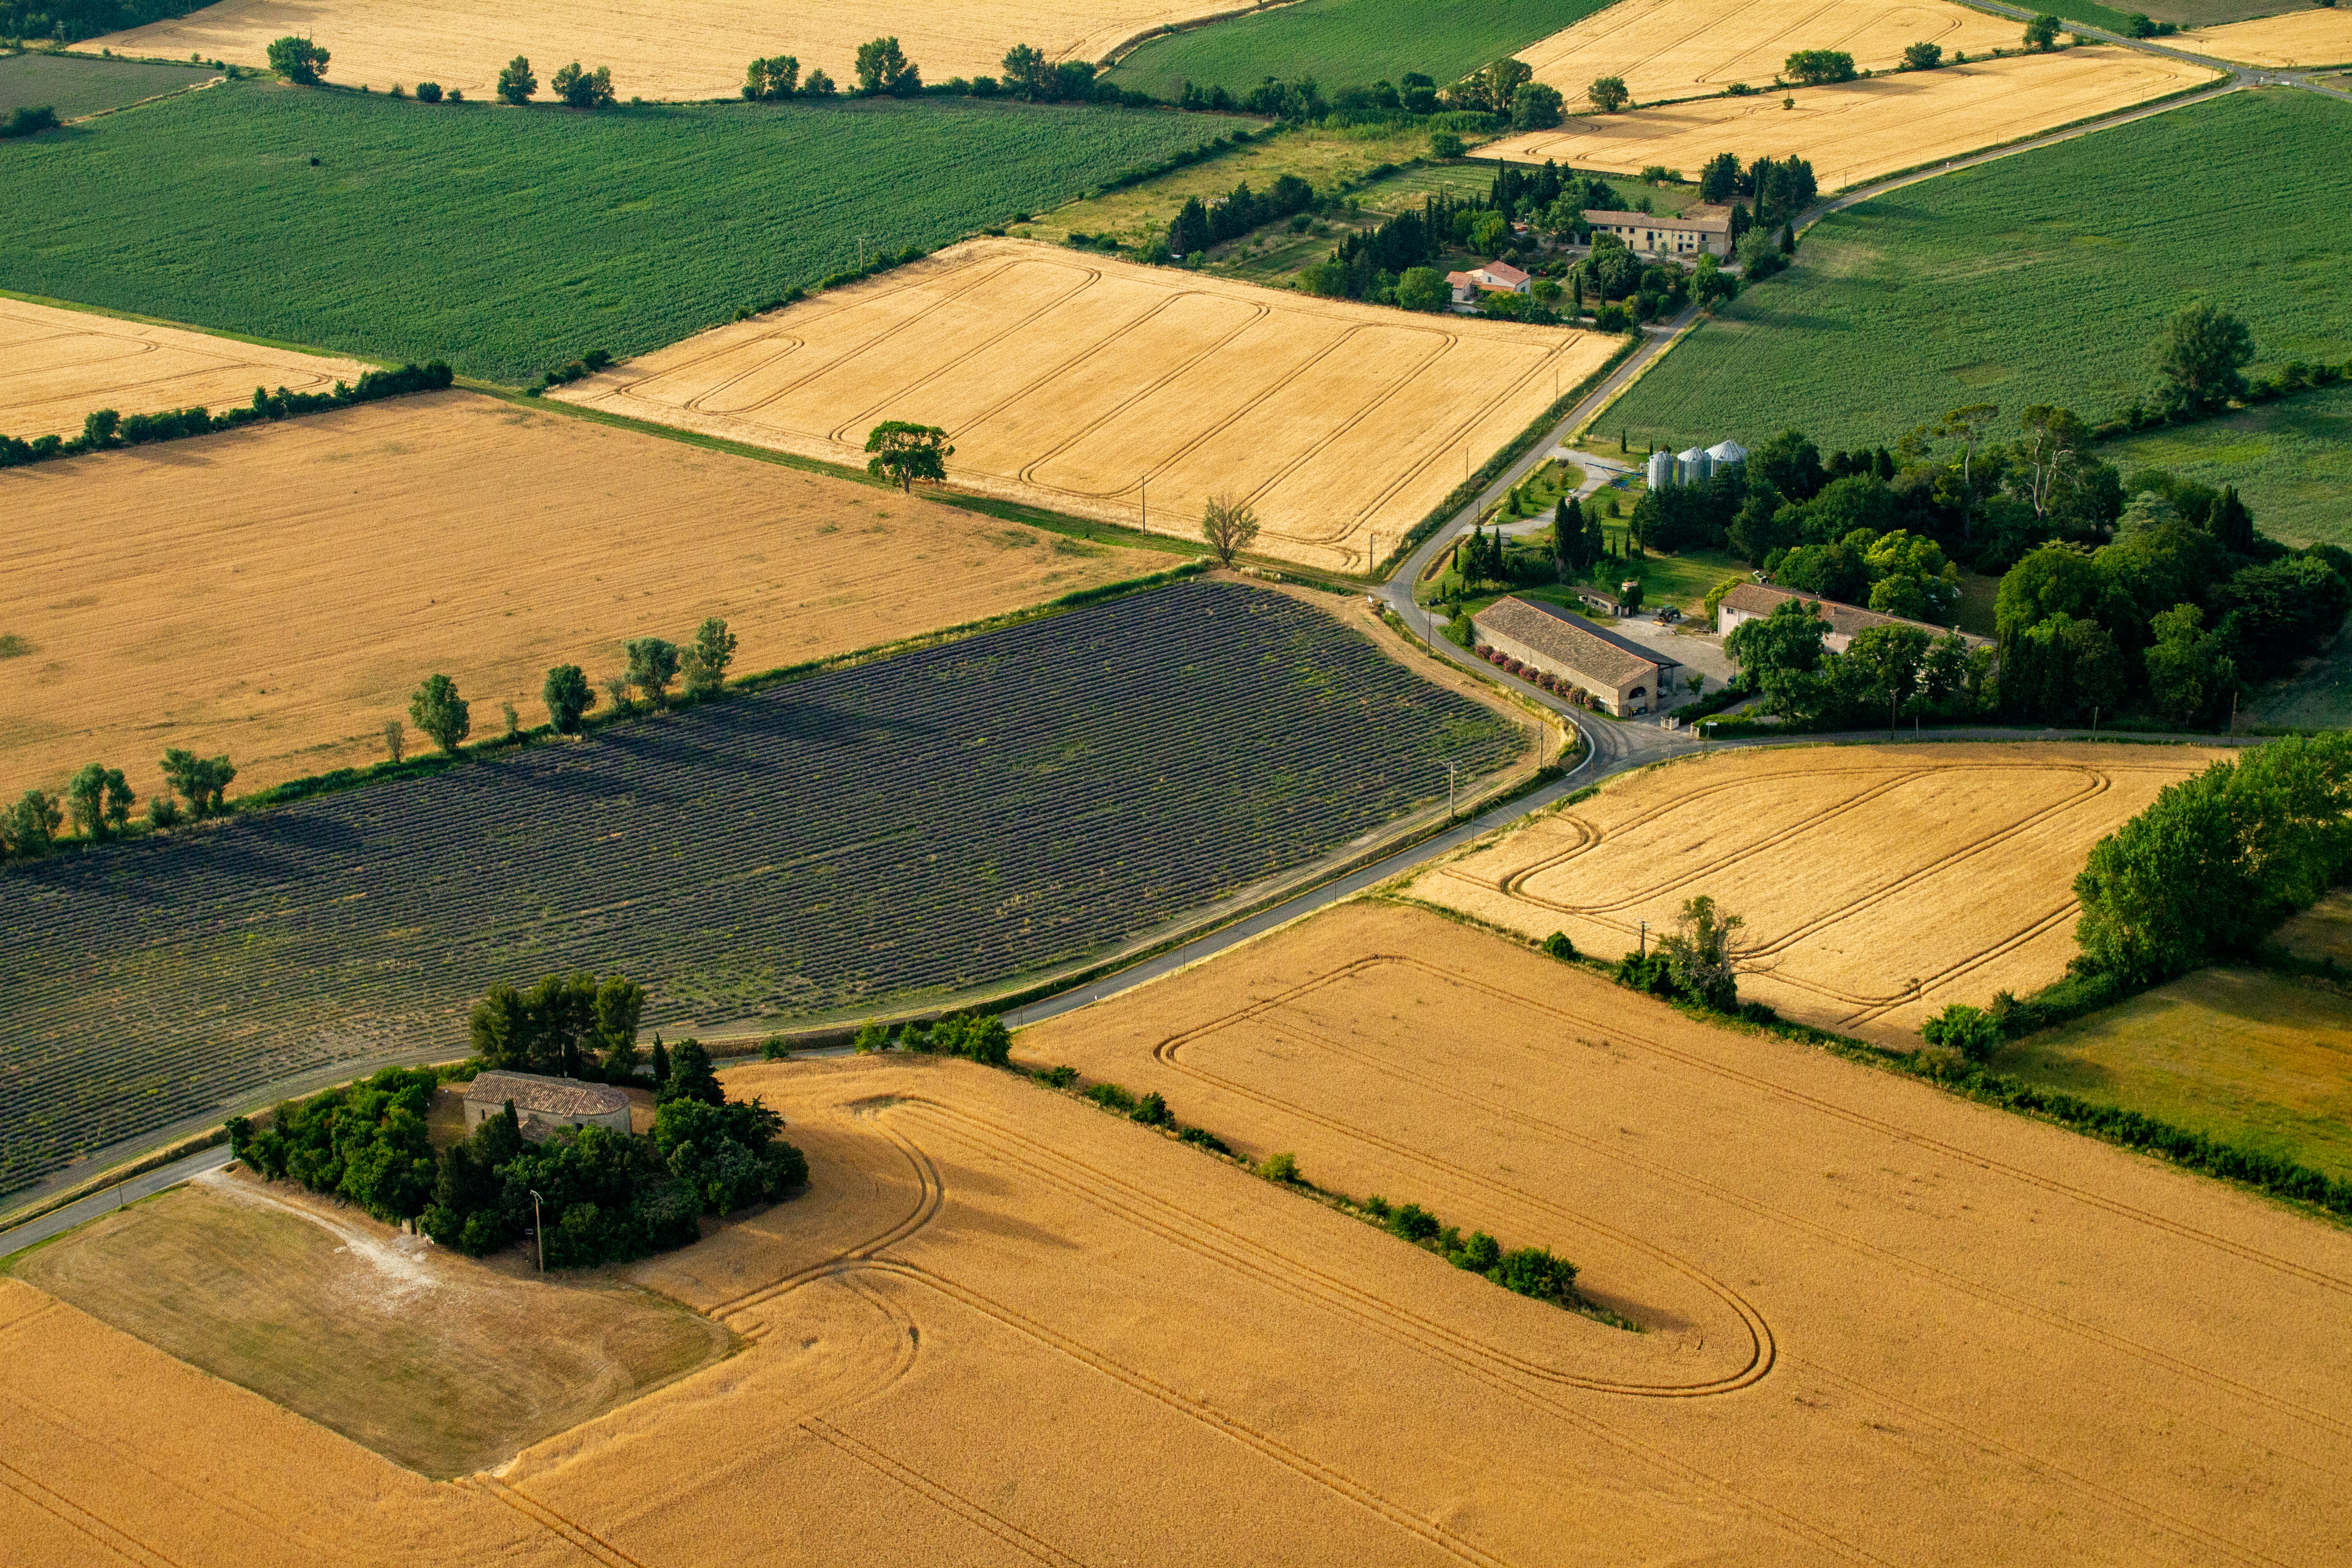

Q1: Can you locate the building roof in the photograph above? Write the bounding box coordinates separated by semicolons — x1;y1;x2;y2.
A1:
1474;596;1679;688
1719;583;1991;647
1475;260;1529;285
1583;209;1733;234
464;1069;630;1118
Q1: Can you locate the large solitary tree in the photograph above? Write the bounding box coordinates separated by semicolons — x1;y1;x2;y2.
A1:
2156;302;2255;412
1587;74;1629;113
266;35;329;84
550;62;616;108
865;421;953;492
1201;492;1261;565
65;763;132;840
543;663;595;732
626;637;681;708
409;673;471;754
854;36;920;96
497;55;538;103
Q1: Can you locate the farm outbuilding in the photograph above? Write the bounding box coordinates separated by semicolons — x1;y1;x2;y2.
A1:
1581;209;1732;257
1472;595;1681;715
464;1071;632;1140
1715;583;1993;654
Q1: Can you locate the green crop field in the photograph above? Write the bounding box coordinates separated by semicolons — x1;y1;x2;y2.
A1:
0;50;218;118
0;79;1227;382
2103;381;2352;546
1109;0;1614;101
1605;91;2352;465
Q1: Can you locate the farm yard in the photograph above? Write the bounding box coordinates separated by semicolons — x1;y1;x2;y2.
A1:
91;0;1245;100
12;1169;733;1476
2186;8;2352;66
0;580;1529;1198
0;81;1231;383
0;49;222;118
0;388;1158;802
1107;0;1614;102
1412;742;2225;1039
1484;46;2221;190
10;1001;2350;1562
1516;0;2019;107
556;238;1619;574
1602;89;2352;457
0;295;372;441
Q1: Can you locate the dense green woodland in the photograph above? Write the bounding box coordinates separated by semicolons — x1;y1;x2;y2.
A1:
0;0;196;44
1610;93;2352;498
0;81;1225;381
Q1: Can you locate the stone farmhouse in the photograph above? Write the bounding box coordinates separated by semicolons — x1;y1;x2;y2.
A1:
1472;595;1682;716
1583;208;1732;257
1715;583;1994;654
464;1069;632;1139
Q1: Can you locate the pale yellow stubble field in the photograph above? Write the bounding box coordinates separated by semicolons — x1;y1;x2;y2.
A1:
0;295;372;440
11;989;2351;1565
1412;741;2227;1037
556;238;1619;575
1485;48;2223;190
0;389;1156;802
1518;0;2019;107
2185;9;2352;67
92;0;1241;101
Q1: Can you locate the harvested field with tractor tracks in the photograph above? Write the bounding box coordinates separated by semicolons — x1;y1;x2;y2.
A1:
1516;0;2019;107
1411;741;2228;1039
9;1012;2349;1562
1484;47;2222;191
0;579;1528;1198
0;295;371;442
2186;8;2352;66
553;238;1620;575
0;388;1157;803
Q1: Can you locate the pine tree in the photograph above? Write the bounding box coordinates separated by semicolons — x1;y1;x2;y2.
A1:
2214;485;2254;554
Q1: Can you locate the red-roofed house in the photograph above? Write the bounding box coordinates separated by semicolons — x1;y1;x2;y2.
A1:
1447;260;1532;305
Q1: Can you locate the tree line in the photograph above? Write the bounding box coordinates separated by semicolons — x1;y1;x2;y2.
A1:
0;362;453;470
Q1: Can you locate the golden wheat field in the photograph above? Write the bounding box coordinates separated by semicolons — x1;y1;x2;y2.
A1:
12;908;2352;1563
92;0;1238;101
0;389;1156;801
1413;741;2229;1038
1485;48;2223;190
1517;0;2019;107
555;239;1616;575
2186;8;2352;66
0;296;372;441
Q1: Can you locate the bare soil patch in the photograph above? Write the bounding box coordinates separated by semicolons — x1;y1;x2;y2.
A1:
9;1169;733;1477
92;0;1245;102
1485;48;2223;190
1518;0;2017;106
554;237;1620;575
1411;740;2228;1038
2185;9;2352;66
0;295;371;441
3;1016;2348;1561
0;387;1156;801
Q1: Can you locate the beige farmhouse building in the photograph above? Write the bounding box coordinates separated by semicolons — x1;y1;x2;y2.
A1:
1715;583;1993;654
1472;595;1681;715
1583;208;1732;257
463;1070;632;1139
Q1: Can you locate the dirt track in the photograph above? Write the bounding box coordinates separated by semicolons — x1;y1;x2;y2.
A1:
6;906;2349;1563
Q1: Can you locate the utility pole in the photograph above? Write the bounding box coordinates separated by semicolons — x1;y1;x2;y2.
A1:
1639;919;1648;958
2229;691;2238;739
530;1189;545;1273
1139;474;1147;534
1440;758;1461;822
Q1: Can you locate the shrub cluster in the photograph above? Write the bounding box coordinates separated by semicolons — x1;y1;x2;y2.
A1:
1359;1194;1579;1303
848;1010;1014;1064
2;103;58;137
525;346;611;394
0;362;453;469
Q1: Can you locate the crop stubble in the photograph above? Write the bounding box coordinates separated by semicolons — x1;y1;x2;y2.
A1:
2185;9;2352;66
7;915;2350;1563
0;580;1526;1197
1485;48;2222;190
1516;0;2019;106
93;0;1246;102
0;388;1156;801
554;238;1619;575
0;295;372;441
1412;741;2227;1037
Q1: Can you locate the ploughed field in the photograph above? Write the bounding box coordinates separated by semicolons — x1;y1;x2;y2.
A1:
93;0;1246;101
0;83;1230;384
0;295;372;441
0;389;1158;801
1485;46;2220;190
556;238;1618;574
2185;8;2352;65
11;907;2348;1563
1412;742;2225;1039
0;580;1527;1196
1516;0;2017;106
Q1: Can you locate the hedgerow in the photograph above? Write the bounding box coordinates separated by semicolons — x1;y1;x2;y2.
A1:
0;361;453;469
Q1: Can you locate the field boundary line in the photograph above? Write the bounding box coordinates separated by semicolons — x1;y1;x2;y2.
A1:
0;286;402;369
59;69;228;127
800;1416;1089;1567
0;1453;182;1568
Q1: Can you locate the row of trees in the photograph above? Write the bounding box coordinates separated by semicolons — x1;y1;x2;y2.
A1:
1724;596;1997;729
1;745;234;862
1166;174;1317;256
469;971;649;1081
3;363;455;470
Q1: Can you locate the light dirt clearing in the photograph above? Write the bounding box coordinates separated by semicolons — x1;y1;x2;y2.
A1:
0;295;372;441
11;1171;733;1477
556;238;1618;574
1411;741;2227;1038
91;0;1242;101
2185;9;2352;66
1518;0;2019;107
0;388;1157;801
9;1005;2349;1563
1485;47;2223;190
